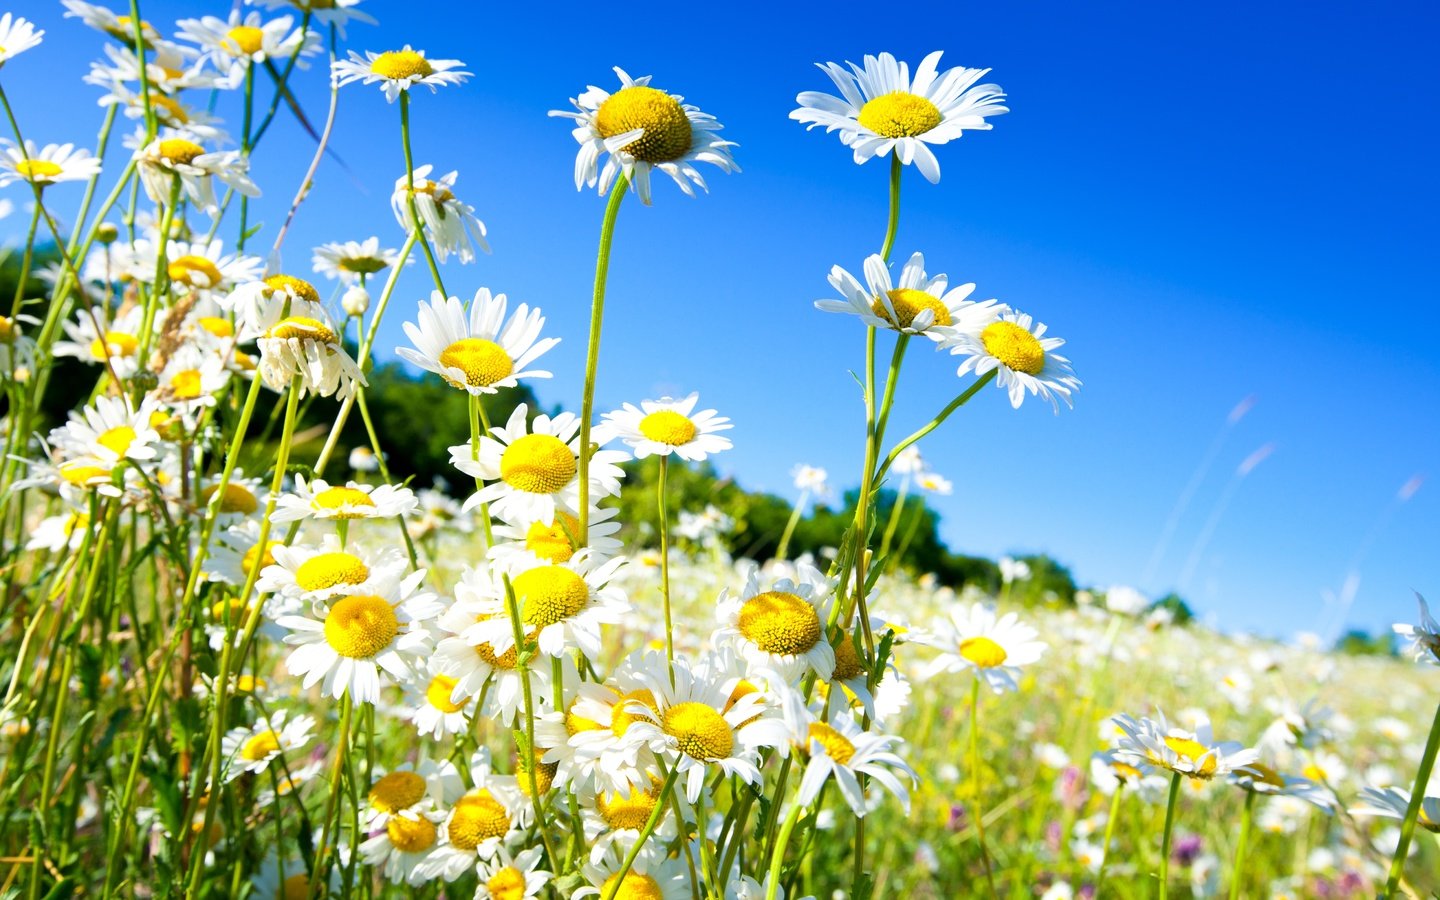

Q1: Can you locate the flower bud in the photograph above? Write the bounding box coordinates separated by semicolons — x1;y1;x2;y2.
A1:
341;284;370;317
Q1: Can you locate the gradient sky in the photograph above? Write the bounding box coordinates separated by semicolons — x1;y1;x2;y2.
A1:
7;0;1438;639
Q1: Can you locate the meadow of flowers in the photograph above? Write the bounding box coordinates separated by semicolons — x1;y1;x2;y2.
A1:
0;4;1437;899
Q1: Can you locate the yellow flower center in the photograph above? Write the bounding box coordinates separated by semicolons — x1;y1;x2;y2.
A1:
601;872;664;900
1161;736;1217;777
242;541;279;576
170;369;203;399
1111;761;1143;782
15;159;63;181
322;594;398;658
369;770;426;813
264;274;321;305
611;689;657;738
872;288;951;329
98;425;138;457
513;565;589;628
89;331;139;360
265;316;338;345
236;674;264;693
149;94;190;126
806;722;856;766
565;700;603;736
294;551;370;593
500;434;576;494
517;750;557;797
0;317;13;341
60;462;109;486
158;138;205;165
280;873;309;900
312;485;376;517
831;635;865;682
168;255;224;288
1300;763;1327;783
226;25;264;55
198;316;234;338
593;85;693;164
412;179;455;205
980;321;1045;375
438;338;514;389
958;636;1008;669
737;591;821;656
474;638;520;671
638;410;697;446
487;866;528;900
385;814;437;853
370;50;433;80
239;729;281;762
1244;763;1287;789
597;785;659;831
424;674;466;713
857;91;943;138
524;511;581;563
447;790;510;850
662;701;733;761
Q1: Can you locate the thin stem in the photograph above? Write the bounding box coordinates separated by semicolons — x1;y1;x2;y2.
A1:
1228;790;1256;900
875;370;997;486
1093;784;1124;895
764;803;804;900
601;769;677;900
1159;771;1182;900
968;678;998;898
578;175;627;540
880;155;902;262
399;92;446;295
774;490;807;562
310;691;355;896
1382;700;1440;897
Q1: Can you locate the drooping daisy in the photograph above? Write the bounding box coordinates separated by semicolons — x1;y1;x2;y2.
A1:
550;66;739;205
600;392;733;461
311;236;403;284
474;846;551;900
398;289;559;396
818;251;1003;340
0;13;43;65
1231;763;1335;810
245;0;375;36
270;475;416;524
61;1;163;45
1112;710;1260;782
943;310;1081;412
791;51;1008;184
452;403;628;525
781;696;916;817
332;46;469;102
389;165;490;262
135;135;261;215
574;844;690;900
219;708;314;782
258;535;409;601
276;569;440;704
175;11;317;88
257;313;367;399
225;272;327;338
918;601;1046;693
623;654;790;803
405;672;474;739
1394;592;1440;665
715;561;836;680
1351;785;1440;833
489;505;624;568
0;141;102;188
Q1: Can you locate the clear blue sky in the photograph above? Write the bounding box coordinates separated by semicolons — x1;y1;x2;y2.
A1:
8;0;1438;639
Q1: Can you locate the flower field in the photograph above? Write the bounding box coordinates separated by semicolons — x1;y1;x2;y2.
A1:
0;4;1436;899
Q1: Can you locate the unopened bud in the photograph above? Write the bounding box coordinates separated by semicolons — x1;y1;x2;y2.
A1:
96;222;119;245
341;284;371;317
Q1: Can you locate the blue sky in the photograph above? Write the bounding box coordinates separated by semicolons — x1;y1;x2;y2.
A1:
7;0;1438;638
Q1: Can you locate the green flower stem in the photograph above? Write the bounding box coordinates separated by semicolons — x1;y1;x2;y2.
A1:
578;174;628;541
601;768;677;900
1381;699;1440;898
502;573;563;874
399;92;446;296
1093;783;1124;896
969;677;999;898
134;175;182;371
309;690;354;898
877;473;910;565
128;0;158;141
1159;771;1183;900
1228;790;1256;900
6;196;39;319
354;389;420;568
875;369;997;486
774;489;807;562
764;803;805;900
880;154;901;262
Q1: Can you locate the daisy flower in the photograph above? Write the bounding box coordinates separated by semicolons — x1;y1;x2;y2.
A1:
574;844;689;900
550;66;739;205
600;392;733;461
48;394;162;474
249;852;339;900
175;11;317;88
332;46;469;102
475;846;551;900
580;778;678;864
245;0;375;36
781;697;916;817
791;51;1008;184
276;569;441;704
1351;785;1440;833
0;13;42;65
715;561;836;681
918;601;1046;693
818;251;1003;340
791;464;830;496
1231;763;1335;810
312;236;403;284
135;136;260;215
541;664;661;796
389;165;490;262
489;505;624;568
257;313;367;399
397;289;559;395
360;800;447;886
225;272;326;338
432;596;552;724
363;759;465;829
269;475;416;524
405;672;474;739
27;506;90;554
155;344;229;411
258;535;409;602
139;237;263;295
451;403;628;525
218;708;314;782
624;655;790;803
1112;710;1260;782
1394;592;1440;665
0;314;37;377
943;309;1081;412
0;141;101;188
61;1;162;44
52;304;148;378
415;755;524;879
